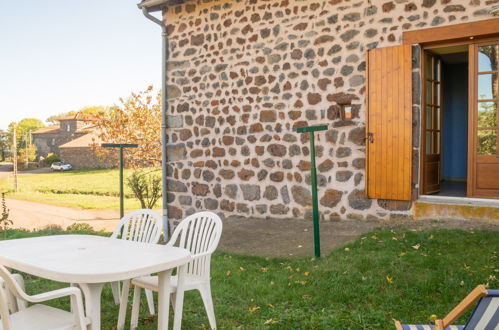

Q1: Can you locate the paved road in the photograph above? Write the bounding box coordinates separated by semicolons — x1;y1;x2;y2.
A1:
5;198;119;232
0;164;13;179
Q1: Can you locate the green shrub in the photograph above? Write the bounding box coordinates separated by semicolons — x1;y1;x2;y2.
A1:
127;169;162;209
43;153;60;166
66;222;94;231
41;224;63;231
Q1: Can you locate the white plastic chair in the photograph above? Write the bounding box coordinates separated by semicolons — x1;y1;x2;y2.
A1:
0;273;27;314
110;209;162;316
120;211;223;330
0;265;88;330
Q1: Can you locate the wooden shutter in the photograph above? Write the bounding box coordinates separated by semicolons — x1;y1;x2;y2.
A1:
367;45;412;201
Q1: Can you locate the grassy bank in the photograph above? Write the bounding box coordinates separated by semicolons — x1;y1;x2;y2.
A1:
0;168;160;210
3;228;497;329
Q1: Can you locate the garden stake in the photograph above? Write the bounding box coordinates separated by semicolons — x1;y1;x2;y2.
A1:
295;125;328;258
101;143;138;218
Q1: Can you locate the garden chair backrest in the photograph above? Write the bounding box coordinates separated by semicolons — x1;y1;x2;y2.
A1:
166;211;223;280
111;209;162;244
0;266;32;329
464;290;499;329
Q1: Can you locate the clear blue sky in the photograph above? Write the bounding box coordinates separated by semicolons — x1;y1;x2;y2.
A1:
0;0;162;129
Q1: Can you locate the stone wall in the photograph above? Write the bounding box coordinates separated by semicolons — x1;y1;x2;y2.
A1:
33;131;87;158
161;0;495;220
59;147;114;169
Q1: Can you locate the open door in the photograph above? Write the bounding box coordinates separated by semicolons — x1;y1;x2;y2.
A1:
422;52;442;194
469;42;499;198
367;45;412;201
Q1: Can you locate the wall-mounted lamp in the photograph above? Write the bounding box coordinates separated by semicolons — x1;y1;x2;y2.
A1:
340;104;352;121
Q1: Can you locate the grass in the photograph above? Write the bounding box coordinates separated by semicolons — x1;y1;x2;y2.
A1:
0;168;159;210
2;228;497;329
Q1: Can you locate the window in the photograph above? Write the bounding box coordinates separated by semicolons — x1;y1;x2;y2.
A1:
66;124;70;132
51;138;55;145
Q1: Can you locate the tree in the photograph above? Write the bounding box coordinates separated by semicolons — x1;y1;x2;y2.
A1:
46;106;107;124
8;118;45;150
93;86;162;167
0;130;9;161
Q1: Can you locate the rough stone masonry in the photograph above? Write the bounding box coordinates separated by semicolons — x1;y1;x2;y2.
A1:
160;0;493;221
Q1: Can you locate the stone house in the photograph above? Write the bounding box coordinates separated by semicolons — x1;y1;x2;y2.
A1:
58;131;113;169
32;114;94;158
139;0;499;221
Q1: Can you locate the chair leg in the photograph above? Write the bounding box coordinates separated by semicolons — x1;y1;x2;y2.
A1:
130;285;142;330
170;292;177;312
117;280;130;330
111;281;121;305
199;283;216;329
145;289;155;315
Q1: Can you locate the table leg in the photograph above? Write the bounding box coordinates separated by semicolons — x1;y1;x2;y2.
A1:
157;269;173;330
173;264;187;330
78;283;105;330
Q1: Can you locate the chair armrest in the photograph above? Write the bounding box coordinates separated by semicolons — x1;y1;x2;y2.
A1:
440;285;488;328
28;286;82;303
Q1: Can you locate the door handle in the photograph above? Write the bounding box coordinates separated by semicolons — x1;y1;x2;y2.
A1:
365;132;374;143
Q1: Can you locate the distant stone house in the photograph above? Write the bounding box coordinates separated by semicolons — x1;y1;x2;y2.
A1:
32;114;113;169
139;0;499;221
32;114;94;158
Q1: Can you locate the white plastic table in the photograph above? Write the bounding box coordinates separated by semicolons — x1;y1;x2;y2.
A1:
0;235;191;330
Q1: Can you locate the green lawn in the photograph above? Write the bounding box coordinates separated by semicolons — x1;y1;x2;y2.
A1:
3;228;497;329
0;168;160;210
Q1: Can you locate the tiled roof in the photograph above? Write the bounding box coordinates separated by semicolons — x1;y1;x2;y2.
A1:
138;0;185;11
58;131;104;149
58;113;97;122
32;125;60;135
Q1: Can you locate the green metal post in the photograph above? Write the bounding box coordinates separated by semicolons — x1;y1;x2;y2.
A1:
119;146;124;219
101;143;138;219
295;125;327;259
309;132;321;258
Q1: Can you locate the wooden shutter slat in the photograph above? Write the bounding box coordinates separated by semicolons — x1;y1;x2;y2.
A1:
367;45;413;201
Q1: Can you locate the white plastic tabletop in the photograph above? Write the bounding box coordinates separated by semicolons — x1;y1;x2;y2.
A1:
0;234;191;283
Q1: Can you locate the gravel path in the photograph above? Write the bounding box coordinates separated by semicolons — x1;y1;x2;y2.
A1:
5;198;120;232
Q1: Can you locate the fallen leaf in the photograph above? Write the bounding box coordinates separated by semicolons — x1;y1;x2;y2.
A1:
304;272;310;276
429;314;438;322
248;306;260;313
386;276;394;284
460;280;465;286
344;247;350;252
263;319;277;325
260;267;269;273
302;294;312;299
226;270;231;276
412;244;421;250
